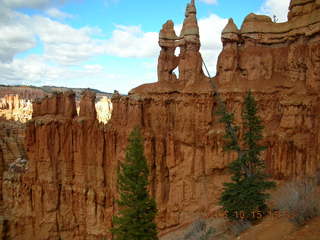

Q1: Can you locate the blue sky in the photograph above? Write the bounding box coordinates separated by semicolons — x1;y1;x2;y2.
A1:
0;0;290;93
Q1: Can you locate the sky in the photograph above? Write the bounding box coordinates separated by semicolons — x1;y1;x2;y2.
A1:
0;0;291;94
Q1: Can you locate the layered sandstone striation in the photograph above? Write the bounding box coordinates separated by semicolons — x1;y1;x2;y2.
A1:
0;118;26;237
3;91;118;239
215;0;320;180
79;90;97;119
2;0;320;239
32;91;77;118
0;120;26;169
0;86;48;100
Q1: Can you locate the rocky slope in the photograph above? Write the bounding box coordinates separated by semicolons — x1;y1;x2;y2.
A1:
1;0;320;239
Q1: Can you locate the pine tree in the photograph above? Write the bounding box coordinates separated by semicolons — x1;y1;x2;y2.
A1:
219;91;276;221
111;127;158;240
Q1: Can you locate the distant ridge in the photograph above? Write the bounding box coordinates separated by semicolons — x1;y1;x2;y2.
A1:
0;85;115;101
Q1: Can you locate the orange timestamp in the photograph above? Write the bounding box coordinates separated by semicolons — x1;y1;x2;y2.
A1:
212;209;295;220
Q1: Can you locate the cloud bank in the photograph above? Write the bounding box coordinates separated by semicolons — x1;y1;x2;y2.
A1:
0;0;291;93
260;0;290;22
199;0;218;5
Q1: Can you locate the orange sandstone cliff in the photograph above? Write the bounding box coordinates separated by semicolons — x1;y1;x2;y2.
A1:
1;0;320;239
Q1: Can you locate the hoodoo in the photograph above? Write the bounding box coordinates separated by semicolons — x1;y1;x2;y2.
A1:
1;0;320;239
134;0;209;94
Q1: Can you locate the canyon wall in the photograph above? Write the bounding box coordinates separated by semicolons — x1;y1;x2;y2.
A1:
0;86;113;123
2;91;118;240
1;0;320;239
0;119;26;239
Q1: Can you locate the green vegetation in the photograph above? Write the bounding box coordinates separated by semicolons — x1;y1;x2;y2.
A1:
111;127;158;240
218;91;276;221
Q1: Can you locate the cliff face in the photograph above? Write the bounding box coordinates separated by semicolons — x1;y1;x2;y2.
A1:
2;0;320;239
3;91;118;239
215;0;320;178
0;120;26;176
0;119;26;238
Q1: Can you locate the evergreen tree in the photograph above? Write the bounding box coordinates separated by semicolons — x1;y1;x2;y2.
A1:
111;127;158;240
219;91;276;221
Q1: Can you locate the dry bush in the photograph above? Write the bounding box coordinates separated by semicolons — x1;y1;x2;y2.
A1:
228;220;251;236
273;177;320;226
178;219;215;240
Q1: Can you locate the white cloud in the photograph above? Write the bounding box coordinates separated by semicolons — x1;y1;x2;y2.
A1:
32;16;100;45
199;0;218;5
0;55;59;84
104;25;159;58
260;0;290;22
0;6;36;62
0;0;227;92
0;24;36;62
0;4;104;65
199;14;228;76
31;16;106;65
0;3;159;66
2;0;64;9
83;64;104;71
45;8;73;19
0;55;127;92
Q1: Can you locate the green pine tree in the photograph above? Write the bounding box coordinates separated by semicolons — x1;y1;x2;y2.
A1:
111;127;158;240
219;91;276;221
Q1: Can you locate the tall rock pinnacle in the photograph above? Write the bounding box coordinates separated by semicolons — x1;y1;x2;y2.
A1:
136;0;208;95
180;0;199;40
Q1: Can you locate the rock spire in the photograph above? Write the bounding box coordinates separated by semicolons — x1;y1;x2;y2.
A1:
132;0;208;94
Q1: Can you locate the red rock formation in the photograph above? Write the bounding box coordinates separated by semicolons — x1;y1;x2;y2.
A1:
0;119;26;166
79;90;97;119
0;86;48;100
0;118;26;230
122;0;320;232
2;0;320;239
2;91;119;239
32;91;77;119
0;142;3;202
138;0;209;94
214;0;320;179
157;20;179;83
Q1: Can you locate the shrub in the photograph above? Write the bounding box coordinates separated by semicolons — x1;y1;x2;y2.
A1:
179;219;215;240
273;178;320;226
228;220;251;236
